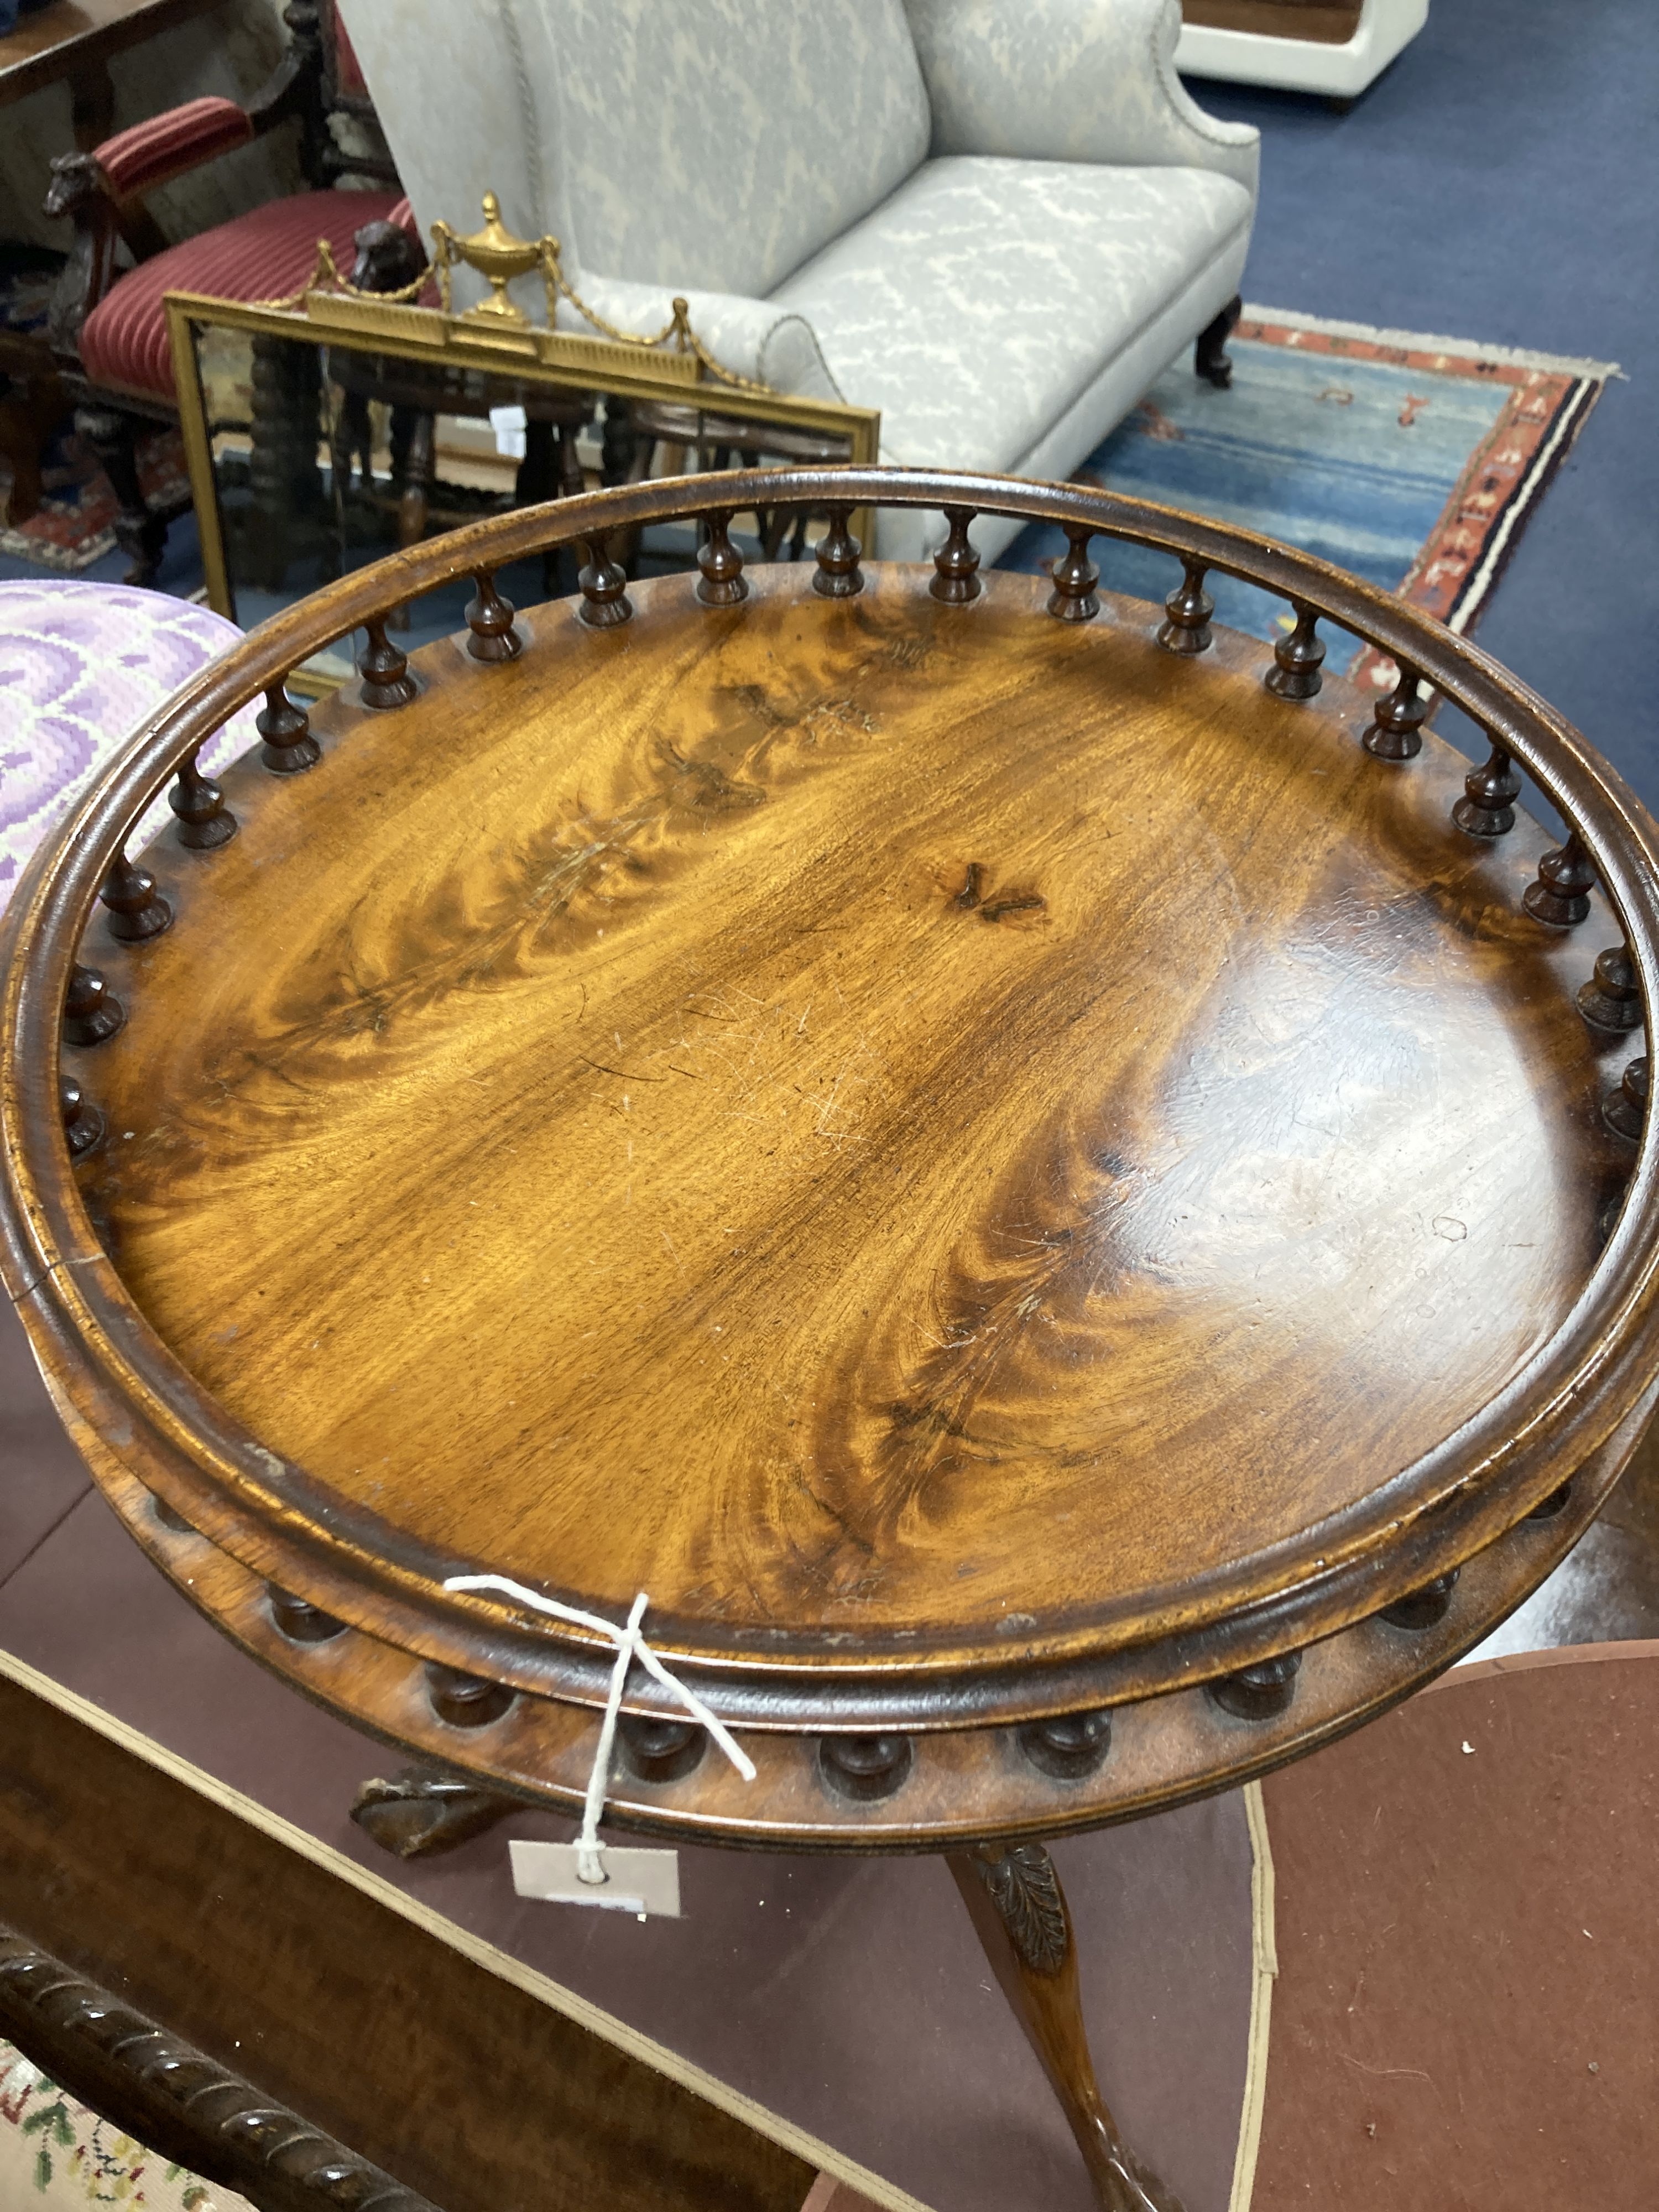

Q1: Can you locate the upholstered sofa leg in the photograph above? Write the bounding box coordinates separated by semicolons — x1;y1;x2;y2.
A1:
77;403;166;587
1194;294;1243;389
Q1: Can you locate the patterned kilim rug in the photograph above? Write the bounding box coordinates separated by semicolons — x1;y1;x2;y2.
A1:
1005;305;1615;690
0;426;192;576
0;259;191;574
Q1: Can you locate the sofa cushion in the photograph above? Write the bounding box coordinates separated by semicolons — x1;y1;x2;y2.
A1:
769;155;1253;471
514;0;930;296
337;0;930;304
80;188;405;401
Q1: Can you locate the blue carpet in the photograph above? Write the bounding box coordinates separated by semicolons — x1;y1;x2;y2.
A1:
1182;0;1659;808
1001;315;1603;679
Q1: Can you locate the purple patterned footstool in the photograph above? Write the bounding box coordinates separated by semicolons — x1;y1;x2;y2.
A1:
0;581;262;914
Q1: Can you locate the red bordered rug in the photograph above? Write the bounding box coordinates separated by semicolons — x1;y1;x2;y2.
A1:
1240;309;1613;691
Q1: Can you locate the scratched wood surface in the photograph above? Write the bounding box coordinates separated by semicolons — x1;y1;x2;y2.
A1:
74;562;1625;1671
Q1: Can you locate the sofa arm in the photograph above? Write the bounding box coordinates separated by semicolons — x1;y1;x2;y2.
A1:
904;0;1259;195
554;275;846;406
93;96;255;206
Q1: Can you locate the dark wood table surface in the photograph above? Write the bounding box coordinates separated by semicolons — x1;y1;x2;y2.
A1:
0;0;221;142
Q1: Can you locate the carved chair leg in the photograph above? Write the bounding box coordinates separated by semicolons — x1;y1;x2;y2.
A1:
248;333;325;595
947;1841;1185;2212
349;1764;519;1860
1194;294;1243;390
600;396;649;575
77;403;167;587
1;368;70;526
334;388;373;496
557;420;586;500
397;411;435;551
515;415;555;506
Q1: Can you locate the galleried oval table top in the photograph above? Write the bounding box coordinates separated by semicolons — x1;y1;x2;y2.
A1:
4;467;1658;1853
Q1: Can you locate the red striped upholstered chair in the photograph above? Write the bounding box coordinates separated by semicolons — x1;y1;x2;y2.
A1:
40;2;406;587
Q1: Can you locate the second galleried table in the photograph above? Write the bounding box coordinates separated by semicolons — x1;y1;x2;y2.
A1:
4;466;1656;2212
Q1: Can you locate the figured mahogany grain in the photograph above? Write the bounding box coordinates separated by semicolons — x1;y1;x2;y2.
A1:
77;566;1624;1674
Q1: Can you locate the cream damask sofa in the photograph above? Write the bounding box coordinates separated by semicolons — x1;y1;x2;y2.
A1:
338;0;1259;564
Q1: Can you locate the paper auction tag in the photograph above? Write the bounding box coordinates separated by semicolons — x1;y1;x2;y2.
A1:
509;1840;682;1918
488;404;528;459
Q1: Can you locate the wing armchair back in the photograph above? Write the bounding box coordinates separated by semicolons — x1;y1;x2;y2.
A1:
340;0;1260;562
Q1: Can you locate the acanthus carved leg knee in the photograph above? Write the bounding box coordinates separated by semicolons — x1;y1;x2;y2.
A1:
77;403;166;587
350;1765;518;1860
947;1839;1185;2212
1194;294;1243;390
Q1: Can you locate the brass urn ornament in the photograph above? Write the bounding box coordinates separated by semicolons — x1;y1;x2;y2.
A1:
430;191;544;326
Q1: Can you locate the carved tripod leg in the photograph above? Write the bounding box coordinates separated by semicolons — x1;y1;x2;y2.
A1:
948;1841;1185;2212
350;1765;518;1860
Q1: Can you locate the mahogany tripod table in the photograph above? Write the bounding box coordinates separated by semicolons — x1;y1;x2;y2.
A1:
4;467;1657;2212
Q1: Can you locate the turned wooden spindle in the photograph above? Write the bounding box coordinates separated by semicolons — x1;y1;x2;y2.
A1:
1017;1710;1112;1781
1265;603;1324;700
1207;1650;1302;1719
930;506;982;605
1524;830;1595;927
63;964;124;1047
357;618;419;708
1604;1055;1648;1140
59;1073;104;1159
577;536;633;628
1157;557;1212;653
1046;525;1099;623
1577;944;1643;1034
817;1734;913;1802
425;1662;515;1728
1380;1570;1459;1630
1361;664;1428;760
100;851;171;942
464;570;523;662
617;1713;707;1783
695;510;748;607
268;1587;348;1643
257;683;320;774
812;505;863;599
168;751;237;850
1454;740;1521;836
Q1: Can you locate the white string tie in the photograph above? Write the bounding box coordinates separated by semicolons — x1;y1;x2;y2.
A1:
443;1575;755;1885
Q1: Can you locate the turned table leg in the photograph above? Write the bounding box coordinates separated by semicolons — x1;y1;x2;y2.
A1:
947;1841;1184;2212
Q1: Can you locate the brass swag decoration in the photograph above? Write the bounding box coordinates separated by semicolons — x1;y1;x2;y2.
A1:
263;191;770;393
